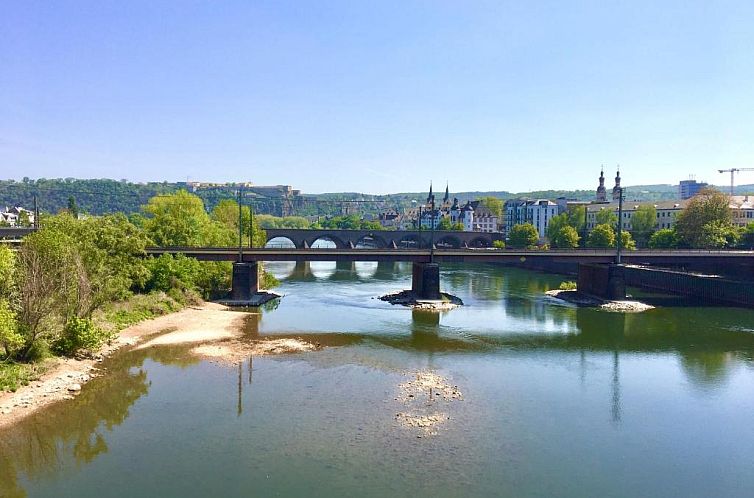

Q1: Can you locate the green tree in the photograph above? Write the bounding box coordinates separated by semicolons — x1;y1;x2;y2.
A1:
741;222;754;248
67;196;79;218
210;199;267;247
477;197;503;218
438;216;453;230
620;230;637;250
492;240;506;249
551;226;580;248
595;208;618;227
587;223;616;248
360;220;384;230
143;190;228;246
697;220;741;249
508;223;539;248
675;188;734;248
545;213;570;242
566;205;586;233
0;300;22;358
648;228;679;249
631;204;657;246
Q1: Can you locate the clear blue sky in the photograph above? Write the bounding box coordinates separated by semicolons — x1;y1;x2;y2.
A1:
2;0;753;194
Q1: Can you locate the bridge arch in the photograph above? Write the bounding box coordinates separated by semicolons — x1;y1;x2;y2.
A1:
355;233;388;249
397;234;422;249
265;236;297;248
468;236;492;248
436;235;462;249
307;234;347;249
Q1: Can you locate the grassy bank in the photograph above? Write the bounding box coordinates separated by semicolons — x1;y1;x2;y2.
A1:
1;290;199;393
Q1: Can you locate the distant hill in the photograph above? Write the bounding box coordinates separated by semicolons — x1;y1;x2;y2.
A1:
1;178;752;218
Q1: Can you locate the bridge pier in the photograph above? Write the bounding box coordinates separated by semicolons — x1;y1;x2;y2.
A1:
577;263;626;300
412;262;441;300
231;262;259;301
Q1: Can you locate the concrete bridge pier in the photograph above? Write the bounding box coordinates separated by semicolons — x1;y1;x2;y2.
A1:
412;262;441;300
577;263;626;300
231;262;259;301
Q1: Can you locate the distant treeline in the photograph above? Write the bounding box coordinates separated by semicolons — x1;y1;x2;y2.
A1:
2;178;752;218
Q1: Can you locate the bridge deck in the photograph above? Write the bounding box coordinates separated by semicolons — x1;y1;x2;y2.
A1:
144;247;754;266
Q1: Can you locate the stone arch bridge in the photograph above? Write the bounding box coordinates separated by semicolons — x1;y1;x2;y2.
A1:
264;229;502;249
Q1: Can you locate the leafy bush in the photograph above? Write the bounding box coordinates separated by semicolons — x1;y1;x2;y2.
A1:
0;300;23;359
0;362;46;392
492;240;506;249
648;228;679;249
53;317;112;356
559;281;577;290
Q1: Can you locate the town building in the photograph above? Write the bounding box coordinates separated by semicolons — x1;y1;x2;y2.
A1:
587;200;688;232
731;195;754;228
0;206;35;227
402;184;500;233
504;199;558;240
679;179;709;200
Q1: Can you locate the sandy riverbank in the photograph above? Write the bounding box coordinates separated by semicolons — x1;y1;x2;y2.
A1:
0;302;316;429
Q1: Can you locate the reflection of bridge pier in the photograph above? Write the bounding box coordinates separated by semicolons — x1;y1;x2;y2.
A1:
291;261;313;280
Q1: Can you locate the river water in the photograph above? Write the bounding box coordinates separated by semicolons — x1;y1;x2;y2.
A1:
2;262;754;497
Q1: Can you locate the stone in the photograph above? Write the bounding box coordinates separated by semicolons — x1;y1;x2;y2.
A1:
67;384;82;392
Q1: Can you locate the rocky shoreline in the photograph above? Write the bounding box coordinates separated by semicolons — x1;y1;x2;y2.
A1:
545;289;654;312
379;290;463;310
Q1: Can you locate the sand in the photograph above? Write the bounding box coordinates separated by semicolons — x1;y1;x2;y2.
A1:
0;302;317;429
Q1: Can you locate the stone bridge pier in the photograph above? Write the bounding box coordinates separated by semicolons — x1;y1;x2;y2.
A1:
577;263;626;300
230;262;259;301
412;262;441;300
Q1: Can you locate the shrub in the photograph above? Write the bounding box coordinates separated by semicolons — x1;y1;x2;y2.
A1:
559;281;577;290
492;240;506;249
648;228;679;249
53;317;112;356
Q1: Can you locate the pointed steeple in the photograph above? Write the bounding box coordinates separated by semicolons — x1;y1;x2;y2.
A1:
444;182;450;203
596;164;607;202
612;165;622;200
427;182;434;205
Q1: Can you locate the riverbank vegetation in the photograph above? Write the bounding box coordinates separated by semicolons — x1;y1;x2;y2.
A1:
0;190;276;392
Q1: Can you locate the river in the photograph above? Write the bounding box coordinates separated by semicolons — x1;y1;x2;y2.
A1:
2;262;754;497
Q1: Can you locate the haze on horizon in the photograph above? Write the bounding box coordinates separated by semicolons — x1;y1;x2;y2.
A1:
2;1;753;195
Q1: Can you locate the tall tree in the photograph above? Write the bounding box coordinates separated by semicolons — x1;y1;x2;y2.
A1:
587;223;615;248
566;205;586;232
508;223;539;248
477;197;503;218
67;196;79;218
675;189;733;248
551;226;580;248
143;190;229;246
596;209;618;227
631;204;657;246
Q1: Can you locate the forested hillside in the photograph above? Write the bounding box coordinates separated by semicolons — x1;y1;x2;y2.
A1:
1;178;752;217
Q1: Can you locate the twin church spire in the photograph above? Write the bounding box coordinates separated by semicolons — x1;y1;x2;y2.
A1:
596;165;622;202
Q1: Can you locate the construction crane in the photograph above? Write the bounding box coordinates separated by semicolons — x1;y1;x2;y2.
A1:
718;168;754;196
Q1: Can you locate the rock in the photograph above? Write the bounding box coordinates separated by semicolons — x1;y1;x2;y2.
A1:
67;384;82;392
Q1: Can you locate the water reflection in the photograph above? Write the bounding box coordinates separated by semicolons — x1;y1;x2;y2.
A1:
5;263;754;497
0;351;151;498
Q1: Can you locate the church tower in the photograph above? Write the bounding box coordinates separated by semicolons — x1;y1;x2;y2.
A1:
596;166;607;202
612;167;622;201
